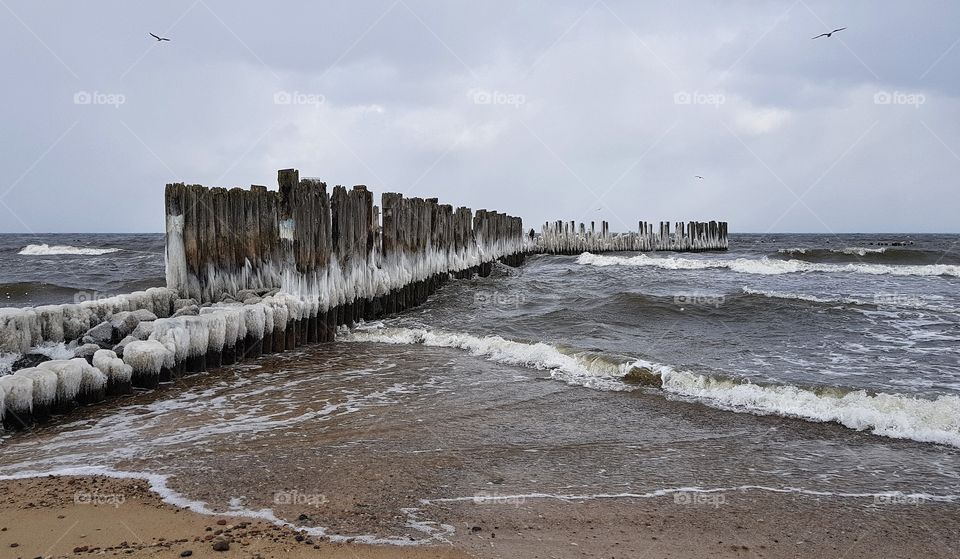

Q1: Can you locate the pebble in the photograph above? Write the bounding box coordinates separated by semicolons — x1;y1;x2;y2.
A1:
180;551;193;557
212;538;230;552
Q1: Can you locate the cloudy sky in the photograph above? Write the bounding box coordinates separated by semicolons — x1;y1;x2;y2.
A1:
1;1;958;233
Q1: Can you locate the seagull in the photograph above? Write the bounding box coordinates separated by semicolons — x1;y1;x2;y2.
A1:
694;175;704;180
150;32;171;42
812;27;846;40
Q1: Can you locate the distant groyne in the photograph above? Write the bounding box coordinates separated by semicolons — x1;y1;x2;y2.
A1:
536;220;728;254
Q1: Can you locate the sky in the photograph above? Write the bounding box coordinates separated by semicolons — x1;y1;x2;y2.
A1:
0;0;958;234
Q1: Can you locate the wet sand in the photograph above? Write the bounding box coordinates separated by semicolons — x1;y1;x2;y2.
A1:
0;475;466;558
0;475;956;558
0;343;958;558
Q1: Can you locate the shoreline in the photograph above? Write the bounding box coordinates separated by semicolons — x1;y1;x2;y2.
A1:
1;474;957;558
0;474;466;558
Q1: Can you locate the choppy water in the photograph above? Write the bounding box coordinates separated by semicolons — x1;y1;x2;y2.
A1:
1;232;959;542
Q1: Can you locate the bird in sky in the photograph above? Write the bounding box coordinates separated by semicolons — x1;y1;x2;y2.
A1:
812;27;846;40
694;175;704;180
150;33;171;42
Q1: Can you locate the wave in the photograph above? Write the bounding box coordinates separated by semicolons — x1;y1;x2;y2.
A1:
779;247;888;257
775;246;952;265
18;244;120;256
576;252;960;277
341;325;960;448
740;287;956;313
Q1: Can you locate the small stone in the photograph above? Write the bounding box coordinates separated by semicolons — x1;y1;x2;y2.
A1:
73;545;89;553
180;551;193;557
216;519;227;526
212;538;230;552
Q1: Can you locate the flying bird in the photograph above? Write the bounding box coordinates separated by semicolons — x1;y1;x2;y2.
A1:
812;27;846;40
694;175;704;180
150;33;171;42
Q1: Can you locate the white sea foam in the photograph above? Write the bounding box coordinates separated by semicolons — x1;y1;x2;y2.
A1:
740;287;955;313
778;247;888;256
576;252;960;277
419;485;958;505
342;325;960;448
18;244;120;256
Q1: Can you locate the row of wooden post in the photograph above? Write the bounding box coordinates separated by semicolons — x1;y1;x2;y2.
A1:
536;220;728;254
165;169;529;306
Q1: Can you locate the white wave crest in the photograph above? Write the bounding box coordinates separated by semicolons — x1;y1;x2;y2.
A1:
576;252;960;277
740;287;954;313
839;246;887;256
342;325;960;448
660;368;960;447
18;244;120;256
341;325;638;392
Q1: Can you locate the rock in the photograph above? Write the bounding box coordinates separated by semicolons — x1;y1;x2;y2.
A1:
216;519;227;526
174;298;199;311
131;309;158;322
180;551;193;557
11;352;51;371
236;290;259;301
112;336;139;357
83;322;114;345
212;538;230;552
110;312;141;340
73;545;89;552
74;343;102;362
172;305;199;318
130;321;155;340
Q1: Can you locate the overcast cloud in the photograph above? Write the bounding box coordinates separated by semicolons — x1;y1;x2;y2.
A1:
1;0;958;233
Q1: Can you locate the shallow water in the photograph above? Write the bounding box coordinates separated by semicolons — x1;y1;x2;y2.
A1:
1;232;959;541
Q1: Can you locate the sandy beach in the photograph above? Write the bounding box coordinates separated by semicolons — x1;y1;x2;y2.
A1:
0;475;467;559
1;474;957;558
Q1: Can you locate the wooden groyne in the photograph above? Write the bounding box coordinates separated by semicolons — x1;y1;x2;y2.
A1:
0;168;528;431
536;220;728;254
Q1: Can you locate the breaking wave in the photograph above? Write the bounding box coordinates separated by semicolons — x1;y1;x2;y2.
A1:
342;325;960;448
18;244;120;256
774;246;952;265
576;252;960;277
740;287;956;313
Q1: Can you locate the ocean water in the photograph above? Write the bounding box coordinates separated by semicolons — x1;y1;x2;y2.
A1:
0;232;958;541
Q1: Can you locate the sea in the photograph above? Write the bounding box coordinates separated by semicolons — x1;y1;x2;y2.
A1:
0;232;958;542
